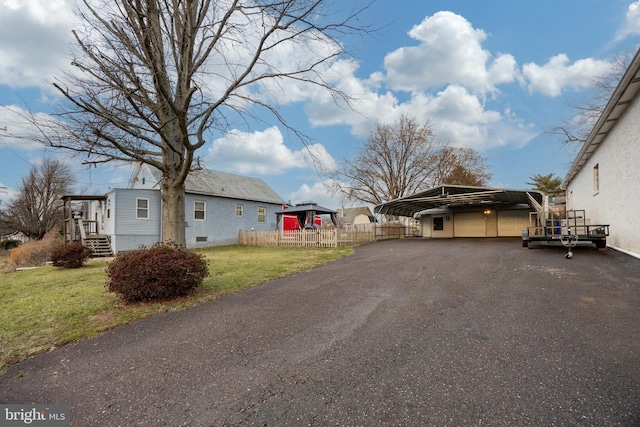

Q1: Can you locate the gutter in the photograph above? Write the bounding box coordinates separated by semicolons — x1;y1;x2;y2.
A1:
563;48;640;187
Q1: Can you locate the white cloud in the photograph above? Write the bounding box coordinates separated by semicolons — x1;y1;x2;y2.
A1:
616;1;640;41
287;180;340;209
207;126;336;175
302;11;531;150
382;11;517;95
0;105;49;149
0;0;76;89
522;54;614;97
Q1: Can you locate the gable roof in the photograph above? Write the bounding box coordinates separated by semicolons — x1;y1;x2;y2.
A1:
339;207;373;223
564;47;640;186
131;164;285;205
273;203;336;215
374;185;544;218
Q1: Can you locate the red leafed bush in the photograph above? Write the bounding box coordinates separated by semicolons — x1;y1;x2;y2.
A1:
50;242;93;269
106;242;209;302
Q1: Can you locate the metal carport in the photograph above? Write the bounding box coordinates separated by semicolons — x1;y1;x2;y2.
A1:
374;185;545;238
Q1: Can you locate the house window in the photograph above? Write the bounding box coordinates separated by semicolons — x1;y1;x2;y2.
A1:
136;198;149;219
236;204;244;217
194;201;206;220
195;236;208;242
258;207;266;223
433;217;444;231
593;164;599;194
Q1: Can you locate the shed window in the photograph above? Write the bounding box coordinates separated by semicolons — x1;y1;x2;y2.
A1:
136;198;149;219
195;201;206;220
258;207;266;223
593;164;599;194
195;236;207;242
433;217;444;231
236;204;244;217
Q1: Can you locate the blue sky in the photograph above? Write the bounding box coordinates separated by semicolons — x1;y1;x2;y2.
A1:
1;0;639;210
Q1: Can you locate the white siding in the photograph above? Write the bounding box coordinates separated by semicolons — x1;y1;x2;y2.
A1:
353;214;370;225
567;93;640;256
110;189;161;253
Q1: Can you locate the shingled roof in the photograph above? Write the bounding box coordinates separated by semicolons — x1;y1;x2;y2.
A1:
131;164;285;205
339;207;373;224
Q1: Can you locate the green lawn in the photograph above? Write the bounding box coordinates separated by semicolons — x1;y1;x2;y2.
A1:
0;245;353;373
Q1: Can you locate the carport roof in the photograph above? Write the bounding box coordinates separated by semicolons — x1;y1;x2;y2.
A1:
374;185;544;218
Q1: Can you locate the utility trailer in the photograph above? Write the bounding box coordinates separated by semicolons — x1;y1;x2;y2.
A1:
521;209;609;250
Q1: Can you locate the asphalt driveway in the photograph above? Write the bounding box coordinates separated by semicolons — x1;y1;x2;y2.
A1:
2;238;640;426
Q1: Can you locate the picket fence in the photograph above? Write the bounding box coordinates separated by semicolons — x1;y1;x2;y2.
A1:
238;224;412;248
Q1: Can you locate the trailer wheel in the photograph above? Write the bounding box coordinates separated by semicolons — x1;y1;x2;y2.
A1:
522;239;529;249
595;239;607;250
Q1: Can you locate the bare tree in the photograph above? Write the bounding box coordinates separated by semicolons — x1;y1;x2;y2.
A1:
0;159;74;240
330;115;440;205
547;52;633;145
330;116;492;205
26;0;370;246
432;146;491;187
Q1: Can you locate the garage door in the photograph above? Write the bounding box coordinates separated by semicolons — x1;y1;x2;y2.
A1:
454;212;493;237
497;210;530;237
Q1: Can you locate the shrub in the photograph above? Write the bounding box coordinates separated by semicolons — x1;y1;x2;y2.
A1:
6;235;63;271
50;243;93;268
106;242;210;302
0;239;21;250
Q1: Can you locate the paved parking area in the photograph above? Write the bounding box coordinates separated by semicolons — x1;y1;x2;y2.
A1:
2;238;640;426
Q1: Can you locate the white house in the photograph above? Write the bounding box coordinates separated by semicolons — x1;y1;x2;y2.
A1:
563;47;640;258
68;164;285;254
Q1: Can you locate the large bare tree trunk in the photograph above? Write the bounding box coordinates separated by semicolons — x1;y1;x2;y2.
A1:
161;178;186;247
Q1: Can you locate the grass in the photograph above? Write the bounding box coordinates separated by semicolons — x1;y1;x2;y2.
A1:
0;245;353;373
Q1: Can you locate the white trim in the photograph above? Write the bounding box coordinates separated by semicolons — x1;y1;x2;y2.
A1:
136;197;149;219
608;244;640;260
563;48;640;187
258;206;267;223
194;200;206;221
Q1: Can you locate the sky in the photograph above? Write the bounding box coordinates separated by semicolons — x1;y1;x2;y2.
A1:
1;0;640;210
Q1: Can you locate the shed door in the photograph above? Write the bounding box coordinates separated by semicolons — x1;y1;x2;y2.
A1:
497;210;530;237
454;212;486;237
454;211;497;237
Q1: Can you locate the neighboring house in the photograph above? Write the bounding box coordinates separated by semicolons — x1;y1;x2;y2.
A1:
80;164;285;254
0;231;28;244
337;207;374;227
563;47;640;258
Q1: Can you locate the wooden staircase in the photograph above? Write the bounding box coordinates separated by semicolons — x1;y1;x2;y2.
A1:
84;235;113;257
